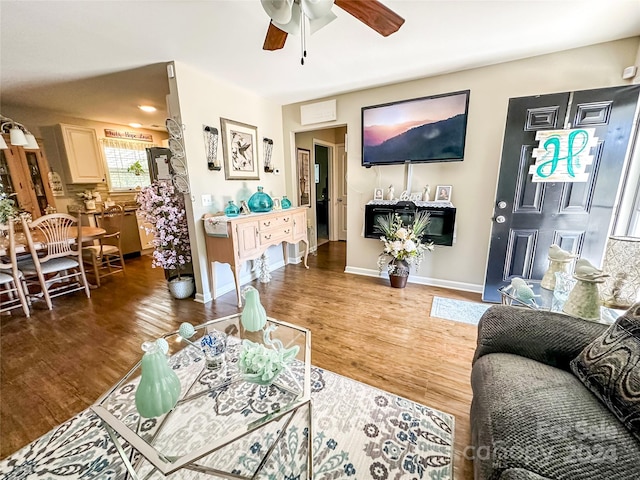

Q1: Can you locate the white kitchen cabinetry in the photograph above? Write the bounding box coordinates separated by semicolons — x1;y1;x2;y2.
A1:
59;124;106;183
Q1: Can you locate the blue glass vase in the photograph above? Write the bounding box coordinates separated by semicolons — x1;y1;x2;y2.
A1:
248;186;273;213
281;195;292;209
224;200;240;217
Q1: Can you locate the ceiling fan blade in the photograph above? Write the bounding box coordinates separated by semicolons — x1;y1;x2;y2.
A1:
334;0;405;37
263;22;288;50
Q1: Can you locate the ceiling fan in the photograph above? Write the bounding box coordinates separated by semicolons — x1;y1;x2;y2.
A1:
261;0;405;53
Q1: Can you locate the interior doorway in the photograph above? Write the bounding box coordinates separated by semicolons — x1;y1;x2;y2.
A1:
314;143;330;246
294;126;347;256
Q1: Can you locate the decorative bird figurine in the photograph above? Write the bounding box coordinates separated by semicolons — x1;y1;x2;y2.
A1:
509;277;528;289
548;244;577;262
574;258;609;280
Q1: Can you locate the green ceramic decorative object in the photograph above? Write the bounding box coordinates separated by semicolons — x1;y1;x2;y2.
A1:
134;340;181;418
562;276;604;321
281;195;292;209
241;286;267;332
238;325;299;385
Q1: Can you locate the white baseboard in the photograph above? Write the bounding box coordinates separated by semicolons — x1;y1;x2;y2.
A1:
195;259;286;304
344;266;484;294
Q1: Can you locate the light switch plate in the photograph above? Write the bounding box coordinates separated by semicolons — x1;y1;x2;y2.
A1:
202;194;213;206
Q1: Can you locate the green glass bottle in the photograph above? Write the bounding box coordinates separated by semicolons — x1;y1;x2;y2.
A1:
135;341;181;418
224;200;240;217
247;186;273;213
281;195;292;209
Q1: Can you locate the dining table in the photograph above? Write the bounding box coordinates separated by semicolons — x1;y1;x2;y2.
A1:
0;226;106;257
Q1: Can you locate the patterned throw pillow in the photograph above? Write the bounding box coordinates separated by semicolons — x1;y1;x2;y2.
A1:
570;303;640;441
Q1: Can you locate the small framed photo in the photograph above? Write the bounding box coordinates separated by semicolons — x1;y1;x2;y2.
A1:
409;192;422;202
373;187;384;201
435;185;452;202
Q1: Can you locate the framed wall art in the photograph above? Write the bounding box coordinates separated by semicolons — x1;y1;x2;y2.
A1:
373;187;384;201
297;148;311;207
220;118;259;180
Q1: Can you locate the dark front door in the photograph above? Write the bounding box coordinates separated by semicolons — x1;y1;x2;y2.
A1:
483;85;640;302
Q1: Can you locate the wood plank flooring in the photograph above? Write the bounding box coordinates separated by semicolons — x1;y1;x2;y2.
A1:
1;241;483;478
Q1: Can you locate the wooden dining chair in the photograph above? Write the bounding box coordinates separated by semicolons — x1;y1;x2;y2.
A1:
0;220;30;317
19;213;91;309
82;205;125;287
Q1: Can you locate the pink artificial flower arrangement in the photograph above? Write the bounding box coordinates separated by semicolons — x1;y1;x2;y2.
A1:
136;181;192;279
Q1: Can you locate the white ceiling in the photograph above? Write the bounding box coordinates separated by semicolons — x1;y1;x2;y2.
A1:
1;0;639;130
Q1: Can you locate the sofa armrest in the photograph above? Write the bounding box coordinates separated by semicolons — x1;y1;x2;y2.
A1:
473;305;608;371
499;469;553;480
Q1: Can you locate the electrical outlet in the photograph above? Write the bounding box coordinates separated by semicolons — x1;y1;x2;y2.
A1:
202;194;213;206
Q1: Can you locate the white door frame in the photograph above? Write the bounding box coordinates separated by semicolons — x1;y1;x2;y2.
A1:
312;139;338;241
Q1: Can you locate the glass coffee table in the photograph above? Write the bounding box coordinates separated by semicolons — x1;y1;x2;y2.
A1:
91;314;312;479
498;281;621;325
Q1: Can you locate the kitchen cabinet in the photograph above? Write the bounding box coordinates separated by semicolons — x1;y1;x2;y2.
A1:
203;207;309;306
58;124;105;183
0;136;56;218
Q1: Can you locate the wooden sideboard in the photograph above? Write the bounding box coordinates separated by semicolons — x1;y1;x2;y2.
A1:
203;207;309;306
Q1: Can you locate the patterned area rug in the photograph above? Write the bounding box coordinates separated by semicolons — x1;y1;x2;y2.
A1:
0;362;454;479
430;296;492;326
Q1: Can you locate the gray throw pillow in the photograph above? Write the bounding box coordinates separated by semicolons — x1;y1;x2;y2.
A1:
570;303;640;442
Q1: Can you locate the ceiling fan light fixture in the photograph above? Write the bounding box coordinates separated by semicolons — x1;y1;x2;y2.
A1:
300;0;334;20
273;1;301;35
0;135;8;150
309;10;337;34
261;0;294;25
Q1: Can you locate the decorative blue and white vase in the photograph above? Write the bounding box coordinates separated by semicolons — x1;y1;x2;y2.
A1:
200;330;227;370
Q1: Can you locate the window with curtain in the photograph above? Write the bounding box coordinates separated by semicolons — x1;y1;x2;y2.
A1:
100;138;155;191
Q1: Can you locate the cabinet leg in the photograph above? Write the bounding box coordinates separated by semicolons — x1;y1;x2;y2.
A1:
283;242;289;265
233;263;243;307
209;261;216;301
300;238;309;269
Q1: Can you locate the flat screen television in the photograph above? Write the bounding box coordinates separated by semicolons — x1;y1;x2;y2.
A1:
361;90;470;167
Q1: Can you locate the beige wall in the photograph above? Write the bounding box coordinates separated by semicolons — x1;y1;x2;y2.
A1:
170;61;287;303
282;38;640;292
0;105;168;212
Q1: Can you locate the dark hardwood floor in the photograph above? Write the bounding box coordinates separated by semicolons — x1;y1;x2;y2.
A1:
1;241;483;478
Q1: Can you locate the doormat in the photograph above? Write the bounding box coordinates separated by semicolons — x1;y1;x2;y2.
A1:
430;296;492;326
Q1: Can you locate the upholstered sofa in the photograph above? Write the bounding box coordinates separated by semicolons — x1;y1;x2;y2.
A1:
470;304;640;480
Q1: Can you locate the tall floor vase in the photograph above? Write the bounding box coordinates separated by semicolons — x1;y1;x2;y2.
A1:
388;259;409;289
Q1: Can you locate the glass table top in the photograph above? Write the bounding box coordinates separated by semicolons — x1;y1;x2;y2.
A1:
498;281;622;325
91;314;311;478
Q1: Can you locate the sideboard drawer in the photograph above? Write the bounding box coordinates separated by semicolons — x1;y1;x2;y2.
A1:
258;214;292;231
259;227;293;246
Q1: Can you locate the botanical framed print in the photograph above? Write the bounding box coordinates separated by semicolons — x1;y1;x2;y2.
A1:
297;148;311;207
435;185;452;202
221;118;259;180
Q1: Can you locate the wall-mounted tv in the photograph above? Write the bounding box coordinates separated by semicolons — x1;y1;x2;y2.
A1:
361;90;470;167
